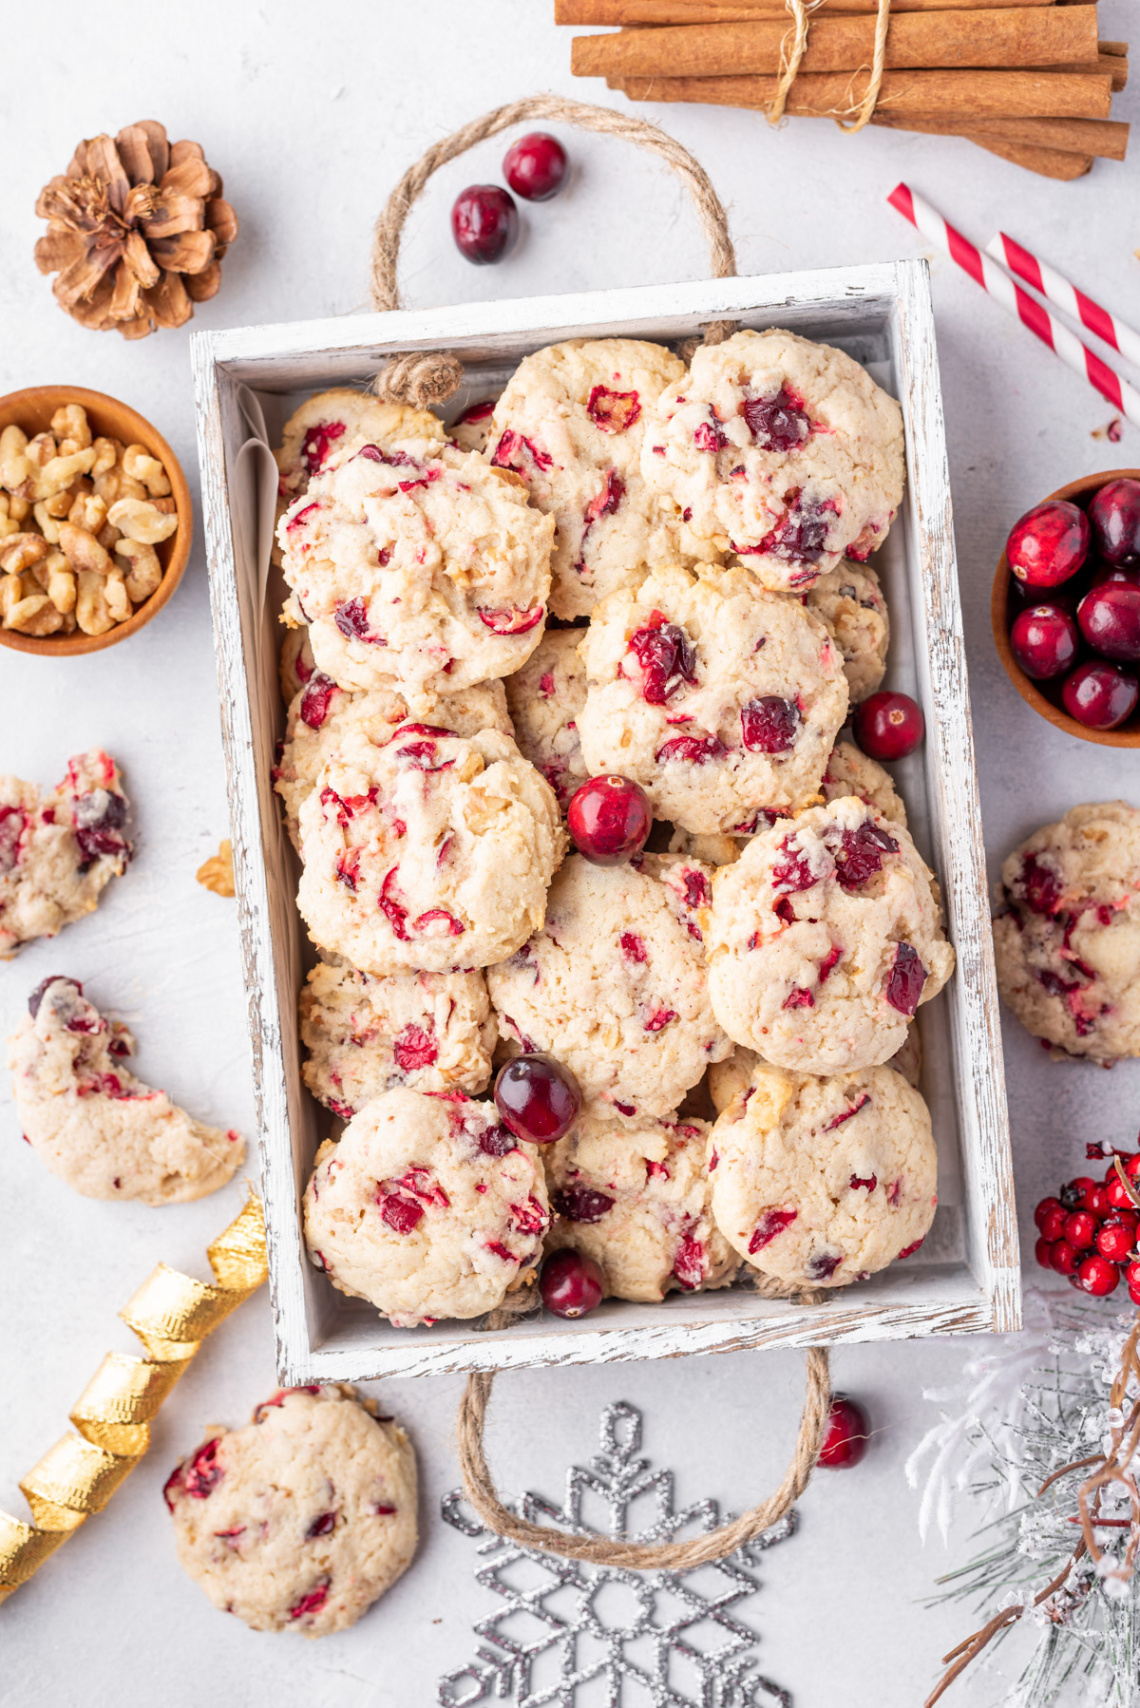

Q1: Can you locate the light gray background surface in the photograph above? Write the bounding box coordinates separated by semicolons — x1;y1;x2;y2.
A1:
1;3;1137;1703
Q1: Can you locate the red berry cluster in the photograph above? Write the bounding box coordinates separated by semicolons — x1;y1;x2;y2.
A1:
1034;1144;1140;1301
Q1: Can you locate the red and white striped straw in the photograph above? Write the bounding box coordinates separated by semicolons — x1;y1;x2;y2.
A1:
887;182;1140;430
984;230;1140;374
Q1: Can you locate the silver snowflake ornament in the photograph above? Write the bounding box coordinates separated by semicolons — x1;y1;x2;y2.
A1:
439;1399;795;1708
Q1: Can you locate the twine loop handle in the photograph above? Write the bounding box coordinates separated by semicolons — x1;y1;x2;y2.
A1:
769;0;893;131
368;94;739;409
458;1343;831;1570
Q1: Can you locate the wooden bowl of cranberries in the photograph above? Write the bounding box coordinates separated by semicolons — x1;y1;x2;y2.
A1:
992;470;1140;747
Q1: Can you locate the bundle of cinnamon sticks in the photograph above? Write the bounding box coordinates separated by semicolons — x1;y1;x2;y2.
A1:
559;0;1129;180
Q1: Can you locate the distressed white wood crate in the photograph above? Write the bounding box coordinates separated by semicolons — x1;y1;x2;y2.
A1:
191;261;1020;1384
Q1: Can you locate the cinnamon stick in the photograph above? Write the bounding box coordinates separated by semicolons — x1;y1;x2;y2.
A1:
613;67;1115;117
1044;50;1129;91
967;137;1093;177
556;0;1058;18
871;111;1129;158
571;8;1101;77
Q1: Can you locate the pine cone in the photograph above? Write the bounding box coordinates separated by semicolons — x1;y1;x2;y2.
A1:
34;120;238;340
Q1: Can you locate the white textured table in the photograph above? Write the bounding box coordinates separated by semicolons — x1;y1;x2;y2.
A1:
1;4;1136;1703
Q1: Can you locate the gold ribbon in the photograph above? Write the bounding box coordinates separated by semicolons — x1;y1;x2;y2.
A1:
0;1194;268;1604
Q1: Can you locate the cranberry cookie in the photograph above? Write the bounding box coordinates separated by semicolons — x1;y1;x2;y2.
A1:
274;675;510;847
804;562;889;704
8;977;244;1203
297;725;563;975
577;564;849;835
487;338;719;620
707;796;953;1073
503;627;588;811
300;962;495;1116
302;1088;550;1326
707;1061;936;1288
486;852;731;1120
820;740;907;827
993;801;1140;1064
275;389;445;507
278;439;553;707
640;329;904;591
0;750;131;956
166;1383;416;1637
543;1111;738;1301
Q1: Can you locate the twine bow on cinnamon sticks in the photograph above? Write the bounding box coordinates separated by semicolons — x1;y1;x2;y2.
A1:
562;0;1130;182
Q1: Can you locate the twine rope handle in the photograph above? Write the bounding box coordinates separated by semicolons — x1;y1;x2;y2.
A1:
458;1343;831;1569
769;0;893;131
368;94;738;409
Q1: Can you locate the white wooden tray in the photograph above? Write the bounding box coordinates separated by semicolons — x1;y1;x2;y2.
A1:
191;262;1020;1383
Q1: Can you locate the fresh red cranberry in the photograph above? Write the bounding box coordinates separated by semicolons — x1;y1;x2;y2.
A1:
1097;1220;1135;1263
1084;1186;1109;1217
1062;660;1138;729
567;775;652;865
540;1248;604;1317
502;132;568;202
1049;1239;1078;1275
817;1395;870;1469
1075;1253;1120;1297
494;1053;581;1144
853;691;924;761
1088;560;1140;590
1006;499;1090;588
1126;1257;1140;1294
1077;583;1140;662
1089;478;1140;566
1125;1154;1140;1179
741;696;800;752
739;387;811;451
1034;1195;1065;1234
451;185;519;264
551;1187;614;1223
1009;604;1079;679
1063;1210;1098;1250
1035;1235;1054;1269
1105;1174;1136;1211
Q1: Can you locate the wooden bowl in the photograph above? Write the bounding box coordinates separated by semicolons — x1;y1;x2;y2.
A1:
991;468;1140;749
0;384;192;657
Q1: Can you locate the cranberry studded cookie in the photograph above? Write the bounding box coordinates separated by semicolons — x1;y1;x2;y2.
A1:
165;1383;416;1637
503;628;588;811
274;675;511;848
8;977;244;1203
296;724;563;975
486;852;731;1121
277;438;553;707
543;1111;738;1301
449;398;498;454
708;1061;937;1289
993;801;1140;1065
300;962;495;1117
640;329;904;592
0;749;131;956
486;338;720;621
803;561;889;704
820;740;908;828
577;564;849;835
302;1088;550;1326
707;796;953;1073
274;389;446;508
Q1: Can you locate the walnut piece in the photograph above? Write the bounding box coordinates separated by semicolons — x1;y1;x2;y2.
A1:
196;840;236;897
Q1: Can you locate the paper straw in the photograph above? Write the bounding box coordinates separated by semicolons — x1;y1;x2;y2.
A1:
888;182;1140;430
985;231;1140;374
